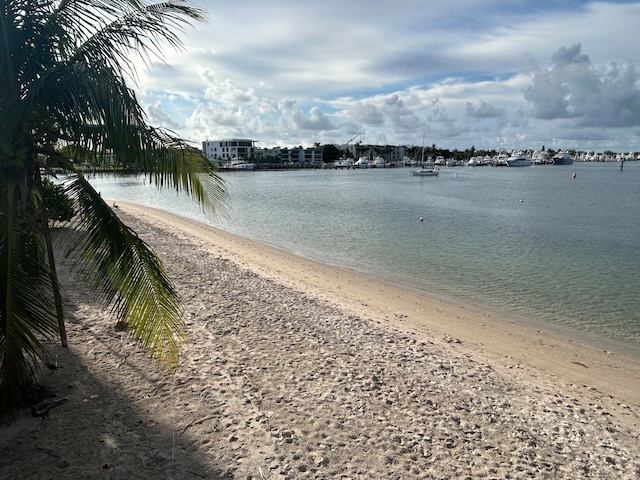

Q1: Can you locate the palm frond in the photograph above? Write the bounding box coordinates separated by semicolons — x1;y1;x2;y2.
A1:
144;136;229;216
0;182;57;417
58;0;206;79
63;175;185;367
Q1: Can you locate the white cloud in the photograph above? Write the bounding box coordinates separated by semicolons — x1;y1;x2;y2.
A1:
129;1;640;152
346;102;385;127
278;99;336;131
525;43;640;129
145;102;183;131
466;100;505;119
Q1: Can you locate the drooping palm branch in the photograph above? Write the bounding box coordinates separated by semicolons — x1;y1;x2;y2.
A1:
64;175;185;366
0;0;226;419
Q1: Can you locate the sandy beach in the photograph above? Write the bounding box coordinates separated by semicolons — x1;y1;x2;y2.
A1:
1;202;639;479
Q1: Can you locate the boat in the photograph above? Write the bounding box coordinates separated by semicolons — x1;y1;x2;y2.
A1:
494;150;509;166
467;156;489;167
410;165;439;176
223;158;255;170
506;151;532;167
333;158;354;169
371;156;388;168
354;156;369;168
552;151;573;165
410;133;439;176
532;150;550;165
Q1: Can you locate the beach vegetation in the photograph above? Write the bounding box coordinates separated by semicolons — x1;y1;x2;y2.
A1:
0;0;226;419
42;178;75;223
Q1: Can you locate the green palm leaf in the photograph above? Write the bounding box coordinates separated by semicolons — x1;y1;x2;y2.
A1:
0;182;58;416
64;176;185;366
0;0;226;419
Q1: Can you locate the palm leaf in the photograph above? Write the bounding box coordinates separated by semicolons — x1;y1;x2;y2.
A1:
0;182;58;417
63;175;185;366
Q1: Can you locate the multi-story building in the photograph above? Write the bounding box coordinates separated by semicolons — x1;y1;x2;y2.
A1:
202;139;255;163
276;147;323;165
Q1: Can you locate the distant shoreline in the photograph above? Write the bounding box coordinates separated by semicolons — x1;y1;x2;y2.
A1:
70;158;638;175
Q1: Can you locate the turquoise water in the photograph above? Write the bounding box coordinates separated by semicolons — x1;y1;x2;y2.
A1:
87;162;640;354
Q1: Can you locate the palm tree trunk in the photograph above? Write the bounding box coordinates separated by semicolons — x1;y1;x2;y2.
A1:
42;219;67;347
35;170;68;347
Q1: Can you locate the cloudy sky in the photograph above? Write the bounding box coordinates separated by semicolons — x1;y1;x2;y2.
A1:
134;0;640;152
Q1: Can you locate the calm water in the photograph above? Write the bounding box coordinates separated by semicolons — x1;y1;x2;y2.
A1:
88;162;640;355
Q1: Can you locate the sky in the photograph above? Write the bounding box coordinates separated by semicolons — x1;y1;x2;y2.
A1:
133;0;640;152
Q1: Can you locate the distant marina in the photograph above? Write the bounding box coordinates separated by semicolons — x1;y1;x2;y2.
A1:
317;149;635;169
220;150;636;171
202;137;638;171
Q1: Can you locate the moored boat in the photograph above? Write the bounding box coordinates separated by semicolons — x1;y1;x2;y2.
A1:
411;133;439;176
410;165;439;176
333;158;354;169
354;156;369;168
371;156;388;168
468;156;489;166
532;150;550;165
552;151;573;165
506;151;532;167
223;158;255;170
494;151;509;166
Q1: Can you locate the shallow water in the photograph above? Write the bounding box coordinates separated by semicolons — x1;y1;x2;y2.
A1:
87;162;640;353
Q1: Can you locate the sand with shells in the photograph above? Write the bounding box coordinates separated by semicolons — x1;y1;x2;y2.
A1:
1;203;639;479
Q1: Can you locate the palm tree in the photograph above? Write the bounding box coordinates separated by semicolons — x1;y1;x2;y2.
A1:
0;0;227;419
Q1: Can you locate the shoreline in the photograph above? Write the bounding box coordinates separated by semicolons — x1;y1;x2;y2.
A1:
256;241;640;363
120;202;640;407
1;201;639;479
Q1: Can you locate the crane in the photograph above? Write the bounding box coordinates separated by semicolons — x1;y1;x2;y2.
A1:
342;133;362;160
345;132;361;145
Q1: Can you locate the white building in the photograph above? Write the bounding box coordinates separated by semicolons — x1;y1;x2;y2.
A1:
202;139;255;163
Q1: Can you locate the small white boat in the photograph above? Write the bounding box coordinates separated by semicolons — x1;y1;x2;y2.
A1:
467;156;489;166
411;134;439;176
371;156;387;168
333;158;354;169
506;151;532;167
354;156;369;168
532;150;550;165
552;151;573;165
224;158;255;170
410;165;439;176
494;151;509;166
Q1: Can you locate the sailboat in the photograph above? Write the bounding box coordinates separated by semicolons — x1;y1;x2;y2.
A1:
410;134;439;176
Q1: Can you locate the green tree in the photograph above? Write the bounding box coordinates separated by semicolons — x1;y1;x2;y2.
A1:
42;177;74;222
0;0;227;419
320;144;341;164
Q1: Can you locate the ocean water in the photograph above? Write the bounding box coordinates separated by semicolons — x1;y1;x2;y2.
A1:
87;162;640;355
